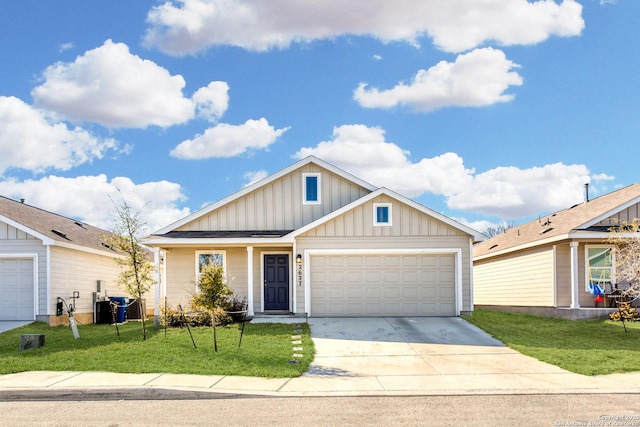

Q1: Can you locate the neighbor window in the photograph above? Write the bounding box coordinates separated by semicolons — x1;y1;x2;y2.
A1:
585;246;613;291
373;203;392;226
303;173;321;204
195;250;226;290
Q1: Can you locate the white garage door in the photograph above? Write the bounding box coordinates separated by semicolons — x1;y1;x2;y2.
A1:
0;258;35;321
310;253;456;317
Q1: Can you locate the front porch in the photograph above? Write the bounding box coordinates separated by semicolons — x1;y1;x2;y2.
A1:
152;242;305;320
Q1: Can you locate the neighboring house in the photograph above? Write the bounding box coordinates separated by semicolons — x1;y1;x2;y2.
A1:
143;156;484;318
473;183;640;319
0;196;125;325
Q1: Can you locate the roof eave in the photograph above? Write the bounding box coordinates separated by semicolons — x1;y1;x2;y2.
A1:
141;236;296;247
473;230;613;261
0;214;54;245
291;187;485;240
578;195;640;229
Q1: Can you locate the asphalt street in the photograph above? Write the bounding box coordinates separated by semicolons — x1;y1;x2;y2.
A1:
1;394;639;426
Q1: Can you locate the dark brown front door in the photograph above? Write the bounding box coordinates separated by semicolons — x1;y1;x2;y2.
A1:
264;254;289;311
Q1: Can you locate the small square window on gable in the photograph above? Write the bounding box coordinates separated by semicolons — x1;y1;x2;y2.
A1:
373;203;392;226
303;173;321;204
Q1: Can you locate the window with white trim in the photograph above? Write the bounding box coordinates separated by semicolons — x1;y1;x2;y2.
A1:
303;173;321;204
585;246;614;292
195;250;226;290
373;203;392;226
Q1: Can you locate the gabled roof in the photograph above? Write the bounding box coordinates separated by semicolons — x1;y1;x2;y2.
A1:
291;187;485;241
474;183;640;260
152;156;378;235
0;195;120;256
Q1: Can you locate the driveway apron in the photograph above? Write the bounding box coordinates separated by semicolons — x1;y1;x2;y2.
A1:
281;317;589;394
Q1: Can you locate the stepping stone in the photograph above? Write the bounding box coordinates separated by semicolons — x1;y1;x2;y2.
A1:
292;353;304;358
291;340;302;345
293;346;303;351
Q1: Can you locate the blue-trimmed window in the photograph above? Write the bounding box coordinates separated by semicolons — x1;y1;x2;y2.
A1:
303;173;321;204
374;203;392;226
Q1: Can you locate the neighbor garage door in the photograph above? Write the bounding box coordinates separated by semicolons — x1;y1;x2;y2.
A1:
0;258;35;321
310;253;456;317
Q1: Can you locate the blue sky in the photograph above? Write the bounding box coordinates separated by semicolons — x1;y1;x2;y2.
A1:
0;0;637;234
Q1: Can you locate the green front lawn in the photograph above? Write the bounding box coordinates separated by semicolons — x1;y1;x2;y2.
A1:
465;309;640;376
0;321;314;377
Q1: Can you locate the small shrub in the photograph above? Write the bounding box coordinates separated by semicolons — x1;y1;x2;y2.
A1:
227;295;248;323
161;296;246;328
609;302;640;322
161;304;213;327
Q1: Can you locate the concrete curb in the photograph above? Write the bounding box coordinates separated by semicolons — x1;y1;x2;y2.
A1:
1;385;639;401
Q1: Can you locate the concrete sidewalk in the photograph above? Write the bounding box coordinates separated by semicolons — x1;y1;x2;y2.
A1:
1;317;639;400
0;369;639;400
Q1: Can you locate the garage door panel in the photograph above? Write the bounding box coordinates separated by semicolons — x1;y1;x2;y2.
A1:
0;258;34;321
347;271;362;282
384;271;399;282
403;287;418;299
365;287;380;298
365;271;380;281
310;253;455;317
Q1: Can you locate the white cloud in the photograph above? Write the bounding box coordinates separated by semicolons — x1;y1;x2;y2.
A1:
170;118;289;159
0;175;190;233
354;48;523;112
59;42;74;53
295;124;473;197
193;81;229;122
144;0;584;55
243;170;269;187
446;163;594;218
0;96;121;174
31;40;197;128
295;124;609;219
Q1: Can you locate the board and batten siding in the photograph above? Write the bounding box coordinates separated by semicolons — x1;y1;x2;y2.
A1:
49;246;122;316
176;164;370;232
0;221;47;316
302;196;466;238
474;247;555;306
164;247;248;308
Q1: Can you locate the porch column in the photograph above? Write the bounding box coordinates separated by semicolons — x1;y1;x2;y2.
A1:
570;241;580;309
247;246;254;316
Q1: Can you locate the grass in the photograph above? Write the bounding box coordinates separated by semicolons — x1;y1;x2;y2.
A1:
464;309;640;376
0;321;314;377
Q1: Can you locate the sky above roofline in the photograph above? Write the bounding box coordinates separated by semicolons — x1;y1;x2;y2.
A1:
0;0;637;236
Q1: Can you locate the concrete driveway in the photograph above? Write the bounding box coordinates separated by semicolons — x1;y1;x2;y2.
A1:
282;317;601;394
0;321;32;334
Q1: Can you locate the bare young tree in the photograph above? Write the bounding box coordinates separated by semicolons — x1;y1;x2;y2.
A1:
607;218;640;300
102;199;155;340
483;221;515;238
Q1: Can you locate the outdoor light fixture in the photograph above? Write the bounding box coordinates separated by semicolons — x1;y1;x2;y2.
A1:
296;254;303;286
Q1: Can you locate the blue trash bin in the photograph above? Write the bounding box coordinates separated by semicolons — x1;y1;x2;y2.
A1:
109;297;129;323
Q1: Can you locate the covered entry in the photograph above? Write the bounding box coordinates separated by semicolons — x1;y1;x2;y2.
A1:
307;250;459;317
0;257;35;321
